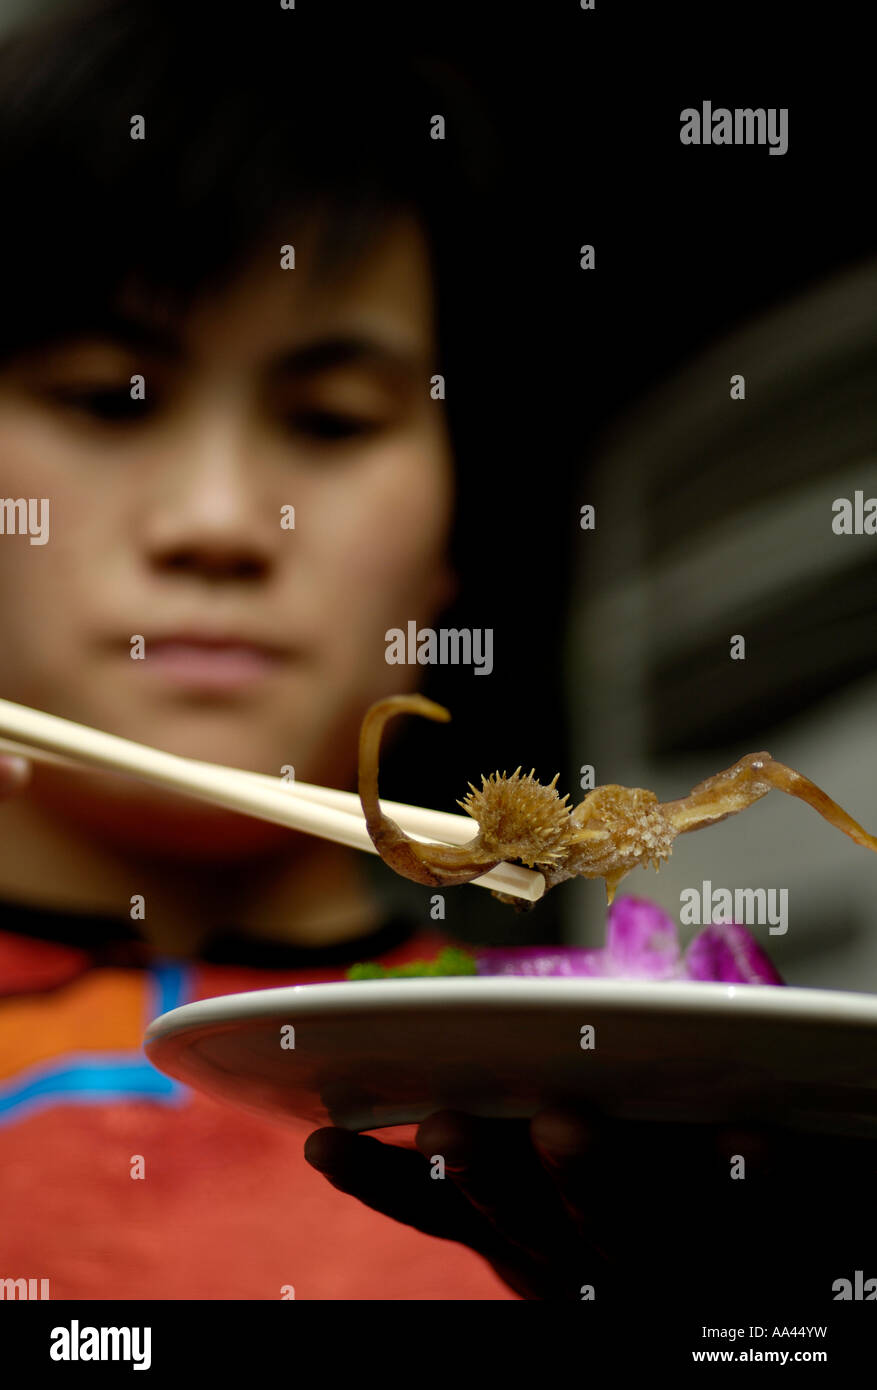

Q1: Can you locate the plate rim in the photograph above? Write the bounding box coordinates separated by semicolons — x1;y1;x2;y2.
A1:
143;976;877;1058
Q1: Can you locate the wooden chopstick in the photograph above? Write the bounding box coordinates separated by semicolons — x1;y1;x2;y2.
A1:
243;771;485;845
0;697;544;902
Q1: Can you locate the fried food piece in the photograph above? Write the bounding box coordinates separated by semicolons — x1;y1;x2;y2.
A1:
358;694;877;904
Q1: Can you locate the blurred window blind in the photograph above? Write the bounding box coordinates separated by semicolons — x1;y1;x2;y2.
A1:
567;256;877;988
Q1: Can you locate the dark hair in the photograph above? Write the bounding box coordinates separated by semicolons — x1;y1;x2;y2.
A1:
0;0;499;353
0;0;575;943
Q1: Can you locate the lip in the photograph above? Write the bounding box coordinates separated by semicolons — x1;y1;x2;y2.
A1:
130;632;292;692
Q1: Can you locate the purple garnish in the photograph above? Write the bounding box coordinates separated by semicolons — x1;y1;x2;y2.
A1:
474;944;608;978
684;921;785;985
476;896;784;985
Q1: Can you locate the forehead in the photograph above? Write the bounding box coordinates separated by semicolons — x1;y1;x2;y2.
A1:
125;212;437;363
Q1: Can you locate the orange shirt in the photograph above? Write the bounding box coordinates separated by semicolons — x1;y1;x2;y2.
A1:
0;901;514;1300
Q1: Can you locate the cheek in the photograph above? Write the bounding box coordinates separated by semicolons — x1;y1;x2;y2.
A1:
0;416;80;665
0;409;130;697
308;441;454;595
294;439;455;687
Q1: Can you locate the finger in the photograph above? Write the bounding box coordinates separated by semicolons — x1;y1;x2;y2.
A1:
569;1117;732;1279
529;1107;604;1247
538;1113;743;1297
303;1125;500;1253
414;1110;582;1267
0;755;30;796
529;1108;712;1273
305;1123;589;1301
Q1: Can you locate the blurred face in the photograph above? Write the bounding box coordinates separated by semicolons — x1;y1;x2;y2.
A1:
0;213;456;852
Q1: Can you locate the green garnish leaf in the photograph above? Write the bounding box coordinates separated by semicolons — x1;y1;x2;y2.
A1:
345;946;478;980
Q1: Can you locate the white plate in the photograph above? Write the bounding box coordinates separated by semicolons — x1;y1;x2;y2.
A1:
143;978;877;1141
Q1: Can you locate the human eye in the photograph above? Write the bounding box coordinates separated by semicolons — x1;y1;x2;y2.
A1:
273;364;401;447
44;382;156;423
9;340;166;427
288;408;384;441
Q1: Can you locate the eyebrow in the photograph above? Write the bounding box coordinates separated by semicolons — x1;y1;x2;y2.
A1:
46;310;185;360
269;334;427;384
41;313;427;382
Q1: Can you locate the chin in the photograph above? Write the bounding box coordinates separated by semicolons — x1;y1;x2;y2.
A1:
31;764;296;861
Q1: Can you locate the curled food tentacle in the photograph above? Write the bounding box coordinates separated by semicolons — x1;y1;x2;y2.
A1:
357;694;503;886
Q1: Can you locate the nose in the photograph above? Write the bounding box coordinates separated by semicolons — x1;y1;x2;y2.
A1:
141;407;278;584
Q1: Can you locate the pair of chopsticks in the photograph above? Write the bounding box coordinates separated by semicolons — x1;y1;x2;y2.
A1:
0;696;544;903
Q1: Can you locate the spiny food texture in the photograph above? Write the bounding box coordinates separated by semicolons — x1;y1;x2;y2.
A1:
357;694;877;906
458;768;573;867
